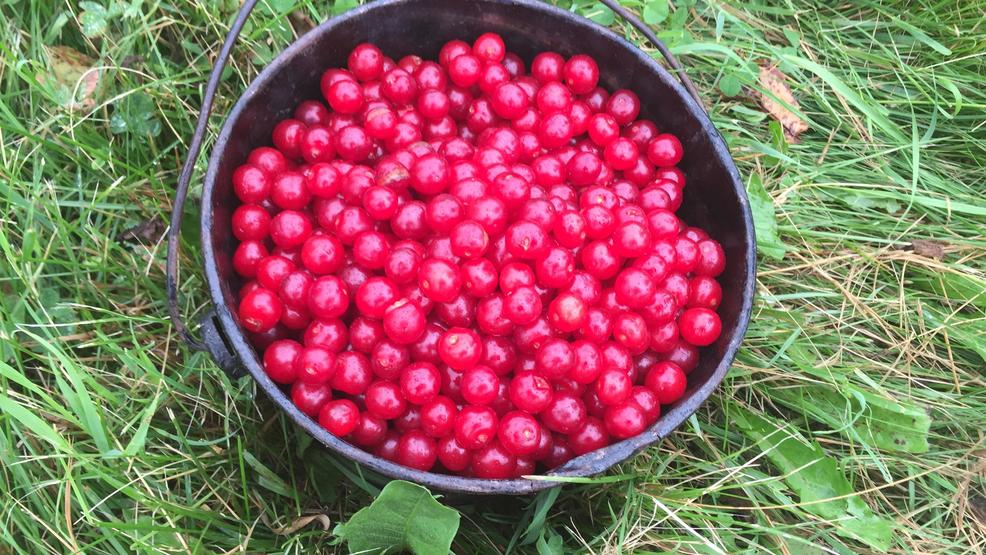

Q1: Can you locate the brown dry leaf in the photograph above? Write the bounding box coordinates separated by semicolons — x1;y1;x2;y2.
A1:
910;239;947;260
118;218;165;243
37;45;102;112
269;514;331;535
289;10;316;35
756;63;809;143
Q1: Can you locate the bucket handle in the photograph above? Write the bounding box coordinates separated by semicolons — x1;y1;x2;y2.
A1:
598;0;704;106
166;0;702;354
166;0;262;353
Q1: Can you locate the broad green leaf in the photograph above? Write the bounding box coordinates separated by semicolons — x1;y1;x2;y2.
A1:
735;410;894;551
773;384;931;454
746;173;789;260
767;120;789;157
780;344;932;453
912;270;986;310
841;191;901;214
783;28;801;47
123;0;144;18
39;287;78;335
79;1;110;37
334;480;460;555
730;104;768;123
643;1;669;25
576;1;615;26
331;0;359;15
269;0;295;12
536;529;564;555
922;305;986;362
110;92;161;137
718;73;742;97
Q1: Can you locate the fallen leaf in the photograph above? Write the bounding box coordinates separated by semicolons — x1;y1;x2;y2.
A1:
756;63;808;143
909;239;946;260
270;514;331;535
38;45;102;112
117;218;165;243
289;10;316;35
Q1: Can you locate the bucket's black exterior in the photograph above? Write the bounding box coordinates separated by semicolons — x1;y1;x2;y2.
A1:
196;0;755;495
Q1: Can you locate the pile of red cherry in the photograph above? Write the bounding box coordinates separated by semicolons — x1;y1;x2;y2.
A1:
230;33;726;479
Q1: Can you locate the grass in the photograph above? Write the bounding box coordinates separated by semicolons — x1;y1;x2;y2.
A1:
1;0;984;553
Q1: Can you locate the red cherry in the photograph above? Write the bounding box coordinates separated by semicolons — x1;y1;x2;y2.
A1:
263;339;302;384
294;100;330;126
374;431;401;462
233;165;271;203
331;351;372;395
678;308;722;346
508;372;554;413
437;436;471;471
295;346;336;384
645;361;687;404
351;412;388;447
365;380;407;420
255;255;295;291
418;258;462;302
239;288;282;332
420;396;458;437
396;430;438;471
438;327;482;371
400;362;442;405
498;411;541;456
326;79;364;114
604;401;647;439
563;55;599;94
471;440;517;478
605;89;640;125
248;147;288;175
455;405;498;449
646;133;684;167
307;276;349;319
290;381;331;417
569;417;610;455
270;210;313;249
630;386;661;423
348;43;384;81
461;365;499;405
473;32;506;63
541;392;587;434
318;399;359;436
688;276;723;309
